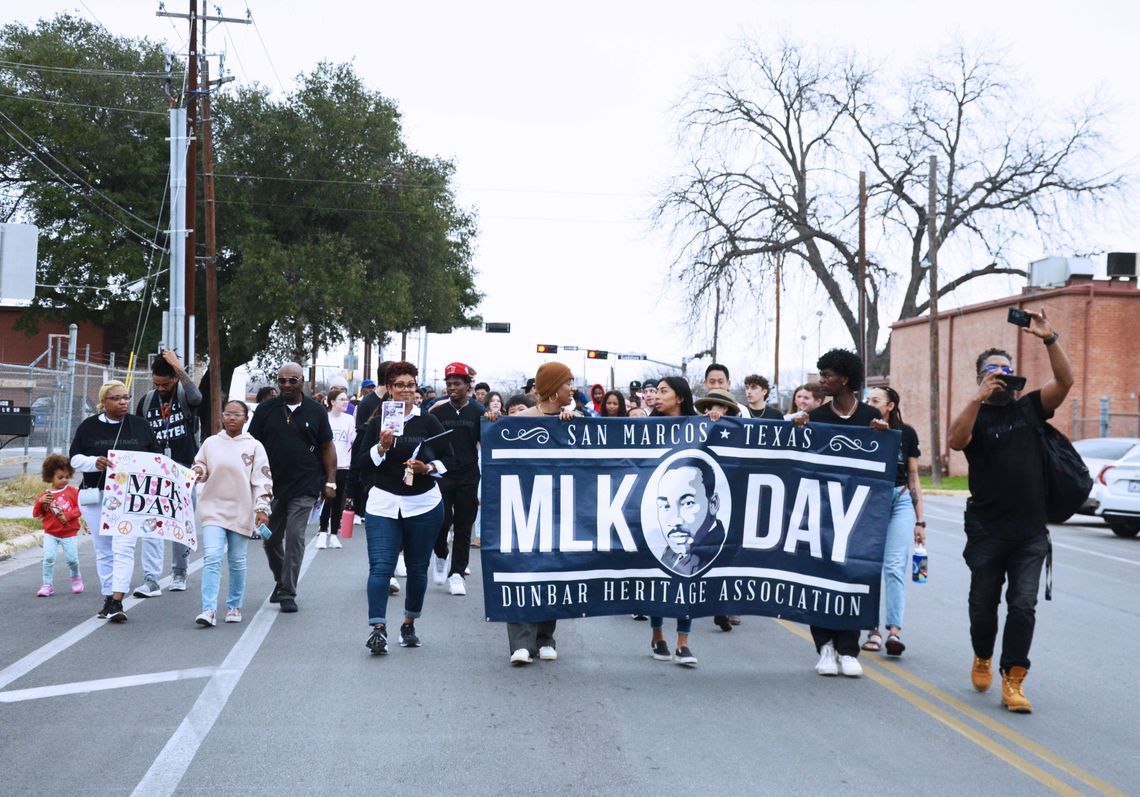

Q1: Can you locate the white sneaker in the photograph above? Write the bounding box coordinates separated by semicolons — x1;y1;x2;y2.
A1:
394;553;407;578
447;573;466;596
839;655;864;677
169;574;187;591
510;648;533;666
815;641;838;676
464;567;471;576
315;532;329;550
224;609;242;623
195;610;216;627
432;556;447;586
538;645;557;661
389;577;400;595
329;535;342;549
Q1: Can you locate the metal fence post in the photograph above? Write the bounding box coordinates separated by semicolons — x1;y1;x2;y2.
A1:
1099;395;1110;438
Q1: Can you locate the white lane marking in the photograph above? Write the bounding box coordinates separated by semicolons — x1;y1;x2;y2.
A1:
131;542;318;797
0;667;218;703
922;505;1140;567
0;557;206;691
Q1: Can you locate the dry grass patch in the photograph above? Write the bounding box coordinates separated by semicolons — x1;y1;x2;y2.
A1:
0;517;40;544
0;474;44;508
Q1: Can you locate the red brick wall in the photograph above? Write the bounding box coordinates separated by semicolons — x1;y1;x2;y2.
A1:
889;278;1140;476
0;308;109;365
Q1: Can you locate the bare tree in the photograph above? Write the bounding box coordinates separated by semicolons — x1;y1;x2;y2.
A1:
657;41;1122;373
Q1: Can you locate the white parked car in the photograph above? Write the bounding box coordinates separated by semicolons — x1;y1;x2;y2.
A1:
1095;449;1140;538
1072;437;1140;514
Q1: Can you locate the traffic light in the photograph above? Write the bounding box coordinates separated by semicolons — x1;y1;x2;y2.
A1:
587;349;608;360
536;344;558;354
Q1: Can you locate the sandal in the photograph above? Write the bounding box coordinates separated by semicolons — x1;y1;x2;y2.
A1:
885;633;905;656
861;630;883;652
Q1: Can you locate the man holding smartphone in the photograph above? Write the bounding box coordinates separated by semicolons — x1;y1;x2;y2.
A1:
947;307;1073;714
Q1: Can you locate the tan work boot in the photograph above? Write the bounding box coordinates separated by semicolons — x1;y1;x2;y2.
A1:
971;656;992;692
1001;666;1033;713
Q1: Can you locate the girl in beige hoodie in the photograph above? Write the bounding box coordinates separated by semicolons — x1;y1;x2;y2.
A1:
191;400;273;626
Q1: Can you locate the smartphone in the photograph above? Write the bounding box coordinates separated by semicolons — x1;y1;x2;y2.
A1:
1007;307;1031;327
255;523;272;540
998;374;1027;391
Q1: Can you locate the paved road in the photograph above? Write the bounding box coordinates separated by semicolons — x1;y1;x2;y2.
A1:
1;497;1136;796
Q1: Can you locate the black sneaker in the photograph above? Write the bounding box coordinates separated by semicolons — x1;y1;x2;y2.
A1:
714;615;733;632
651;639;672;661
279;596;298;613
674;646;698;668
97;595;113;619
107;599;127;623
269;586;281;604
399;621;420;648
366;625;388;655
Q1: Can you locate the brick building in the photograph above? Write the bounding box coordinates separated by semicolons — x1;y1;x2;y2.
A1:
0;307;109;364
890;274;1140;476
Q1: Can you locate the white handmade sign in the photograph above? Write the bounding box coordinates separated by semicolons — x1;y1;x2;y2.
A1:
99;449;198;551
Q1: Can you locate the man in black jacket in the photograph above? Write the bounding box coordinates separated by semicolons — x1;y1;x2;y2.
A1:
249;362;336;613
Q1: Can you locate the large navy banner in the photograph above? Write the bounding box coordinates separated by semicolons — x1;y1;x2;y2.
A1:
480;416;900;629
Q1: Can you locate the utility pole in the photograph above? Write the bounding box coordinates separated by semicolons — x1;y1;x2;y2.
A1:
201;54;221;435
773;252;781;395
711;282;720;364
927;156;943;485
858;171;867;371
184;0;197;375
158;0;249;423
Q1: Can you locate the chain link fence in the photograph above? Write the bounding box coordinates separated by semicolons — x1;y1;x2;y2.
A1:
0;346;154;477
1069;396;1140;440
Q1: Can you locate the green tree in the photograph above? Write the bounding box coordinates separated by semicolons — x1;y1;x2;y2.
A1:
0;14;177;354
211;61;481;376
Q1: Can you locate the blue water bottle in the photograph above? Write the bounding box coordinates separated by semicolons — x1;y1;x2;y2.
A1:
912;545;928;583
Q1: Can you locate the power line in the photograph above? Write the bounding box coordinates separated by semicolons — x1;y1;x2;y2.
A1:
212;171;650;198
0;92;169;116
0;59;171;79
0;109;165;248
245;4;287;94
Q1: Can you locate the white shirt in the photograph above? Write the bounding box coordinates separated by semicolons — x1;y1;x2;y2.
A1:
364;404;447;519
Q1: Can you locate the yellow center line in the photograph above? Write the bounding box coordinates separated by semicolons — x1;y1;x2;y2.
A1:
773;620;1121;797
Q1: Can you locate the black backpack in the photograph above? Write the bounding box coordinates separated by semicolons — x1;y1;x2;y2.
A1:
1022;403;1093;524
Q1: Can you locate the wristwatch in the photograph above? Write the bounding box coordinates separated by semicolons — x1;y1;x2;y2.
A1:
325;482;337;490
915;521;927;527
1043;331;1059;346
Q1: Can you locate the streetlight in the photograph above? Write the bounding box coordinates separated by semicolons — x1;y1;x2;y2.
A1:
815;310;823;360
800;334;808;386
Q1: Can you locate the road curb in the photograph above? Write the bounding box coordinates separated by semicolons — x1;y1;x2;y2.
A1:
925;489;969;497
0;530;42;560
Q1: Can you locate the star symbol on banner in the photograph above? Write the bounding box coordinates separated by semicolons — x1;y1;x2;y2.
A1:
719;428;731;439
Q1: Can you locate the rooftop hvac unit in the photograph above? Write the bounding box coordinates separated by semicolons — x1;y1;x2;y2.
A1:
1106;252;1137;277
1027;256;1094;288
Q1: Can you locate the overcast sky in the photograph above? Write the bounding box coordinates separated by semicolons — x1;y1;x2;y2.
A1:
6;0;1138;391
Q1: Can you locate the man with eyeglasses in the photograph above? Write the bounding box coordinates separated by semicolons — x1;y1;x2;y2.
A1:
249;362;336;613
948;307;1073;714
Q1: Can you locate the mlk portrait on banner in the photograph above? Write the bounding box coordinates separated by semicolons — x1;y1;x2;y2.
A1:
641;451;730;576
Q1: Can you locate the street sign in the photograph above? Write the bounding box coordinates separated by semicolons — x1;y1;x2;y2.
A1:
485;322;511;333
561;345;580;352
617;353;647;360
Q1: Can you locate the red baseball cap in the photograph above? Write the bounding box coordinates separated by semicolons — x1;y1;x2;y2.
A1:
444;362;476;379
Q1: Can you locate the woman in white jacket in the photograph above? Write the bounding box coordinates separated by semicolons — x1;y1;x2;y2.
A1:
191;400;273;626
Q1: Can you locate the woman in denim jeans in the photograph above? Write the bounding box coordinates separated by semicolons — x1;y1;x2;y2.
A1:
191;401;273;626
862;387;926;656
354;362;452;656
